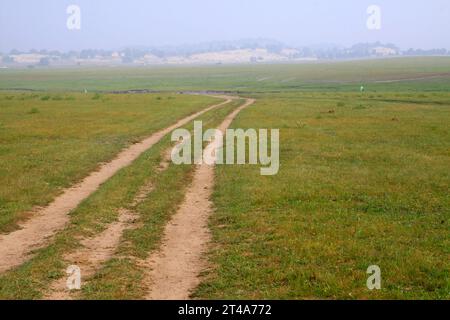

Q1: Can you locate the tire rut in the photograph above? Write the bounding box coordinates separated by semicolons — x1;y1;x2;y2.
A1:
44;141;178;299
144;98;255;300
0;97;232;274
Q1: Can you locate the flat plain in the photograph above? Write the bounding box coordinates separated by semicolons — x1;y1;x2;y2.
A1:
0;57;448;299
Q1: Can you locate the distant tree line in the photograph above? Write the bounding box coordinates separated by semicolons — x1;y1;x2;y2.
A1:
1;40;449;66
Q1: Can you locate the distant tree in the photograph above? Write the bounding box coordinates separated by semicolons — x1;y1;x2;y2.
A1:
266;44;283;54
121;55;134;64
68;51;79;59
38;57;50;66
2;55;15;63
98;50;112;57
150;49;166;58
49;50;61;57
404;48;416;56
80;50;94;59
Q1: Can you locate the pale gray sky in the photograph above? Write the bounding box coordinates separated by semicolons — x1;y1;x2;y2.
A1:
1;0;449;52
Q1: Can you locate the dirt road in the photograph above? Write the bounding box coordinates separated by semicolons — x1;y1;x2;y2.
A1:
0;97;232;274
145;98;255;299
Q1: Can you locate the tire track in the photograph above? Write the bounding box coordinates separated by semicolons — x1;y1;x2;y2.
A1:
144;98;255;300
44;151;174;300
0;97;232;274
45;96;238;300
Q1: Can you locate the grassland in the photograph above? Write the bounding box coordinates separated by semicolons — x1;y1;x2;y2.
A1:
0;95;243;299
1;57;450;93
195;91;449;299
0;57;449;299
0;92;219;232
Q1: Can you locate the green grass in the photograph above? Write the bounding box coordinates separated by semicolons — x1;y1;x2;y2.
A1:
0;97;243;299
195;92;449;299
0;92;219;232
1;57;450;93
1;58;449;300
81;99;244;299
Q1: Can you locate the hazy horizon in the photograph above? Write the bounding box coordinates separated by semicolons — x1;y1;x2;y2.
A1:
1;0;450;52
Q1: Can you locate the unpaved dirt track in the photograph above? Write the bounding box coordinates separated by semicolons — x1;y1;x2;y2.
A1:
145;98;255;300
44;208;139;300
0;97;232;274
44;145;176;300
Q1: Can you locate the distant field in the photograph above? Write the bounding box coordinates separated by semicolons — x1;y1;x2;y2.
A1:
0;92;219;232
1;57;450;92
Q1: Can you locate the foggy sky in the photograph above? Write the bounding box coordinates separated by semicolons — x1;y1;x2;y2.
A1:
1;0;449;52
